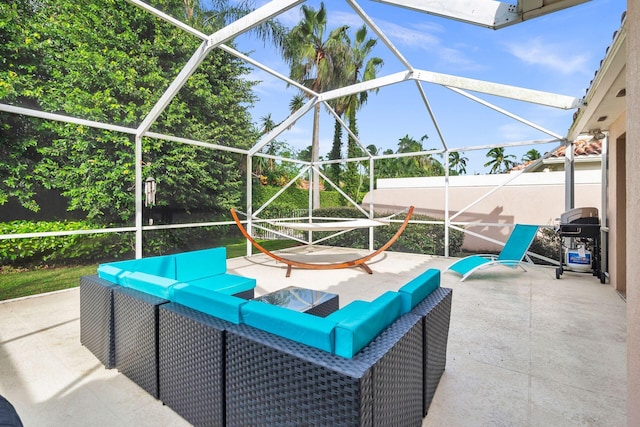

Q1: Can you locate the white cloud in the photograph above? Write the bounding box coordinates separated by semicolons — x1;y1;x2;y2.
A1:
276;7;303;27
375;20;480;69
505;37;590;75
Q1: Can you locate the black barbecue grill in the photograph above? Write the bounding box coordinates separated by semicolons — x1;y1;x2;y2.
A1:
555;207;603;282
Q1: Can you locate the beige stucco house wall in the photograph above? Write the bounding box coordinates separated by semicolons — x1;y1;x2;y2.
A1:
626;1;638;423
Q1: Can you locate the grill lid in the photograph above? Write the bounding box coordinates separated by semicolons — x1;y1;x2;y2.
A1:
560;207;599;224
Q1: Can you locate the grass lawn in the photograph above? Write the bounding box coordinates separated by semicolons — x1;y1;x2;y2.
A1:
0;239;300;301
0;264;99;301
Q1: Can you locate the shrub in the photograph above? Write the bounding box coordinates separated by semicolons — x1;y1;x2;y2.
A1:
141;224;238;256
252;185;345;218
0;220;133;266
529;227;561;265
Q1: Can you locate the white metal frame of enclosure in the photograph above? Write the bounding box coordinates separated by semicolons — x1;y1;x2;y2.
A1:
0;0;604;264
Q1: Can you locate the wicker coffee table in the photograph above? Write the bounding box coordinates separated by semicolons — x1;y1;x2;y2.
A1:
253;286;339;317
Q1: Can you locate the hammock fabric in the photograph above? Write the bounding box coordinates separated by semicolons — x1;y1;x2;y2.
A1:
230;206;414;277
269;218;390;232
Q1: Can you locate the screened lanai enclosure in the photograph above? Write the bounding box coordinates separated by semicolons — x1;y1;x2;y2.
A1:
0;0;611;267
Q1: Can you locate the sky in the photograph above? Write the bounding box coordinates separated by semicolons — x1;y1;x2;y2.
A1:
227;0;627;174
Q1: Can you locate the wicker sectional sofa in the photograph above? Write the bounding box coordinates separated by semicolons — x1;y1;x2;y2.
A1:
80;247;255;373
80;250;452;426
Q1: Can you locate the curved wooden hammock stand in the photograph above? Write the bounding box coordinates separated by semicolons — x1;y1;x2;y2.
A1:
230;206;414;277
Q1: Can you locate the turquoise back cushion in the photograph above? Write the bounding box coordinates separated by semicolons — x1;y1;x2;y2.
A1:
186;274;256;296
121;271;178;299
174;247;227;282
97;255;175;284
137;255;176;278
172;283;246;324
398;269;440;312
241;301;336;353
97;263;132;285
327;291;403;358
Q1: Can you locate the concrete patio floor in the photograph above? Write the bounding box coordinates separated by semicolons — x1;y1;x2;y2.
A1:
0;247;627;426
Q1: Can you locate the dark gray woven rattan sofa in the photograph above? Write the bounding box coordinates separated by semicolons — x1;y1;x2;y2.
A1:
80;273;253;399
156;286;452;426
81;265;452;426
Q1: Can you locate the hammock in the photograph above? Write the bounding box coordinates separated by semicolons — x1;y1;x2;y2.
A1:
230;206;414;277
268;218;391;232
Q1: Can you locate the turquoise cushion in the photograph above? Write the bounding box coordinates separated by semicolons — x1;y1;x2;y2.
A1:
174;247;227;282
398;269;441;313
241;301;337;353
121;271;178;299
136;254;176;278
97;264;132;285
172;283;246;324
327;291;403;358
98;255;176;282
186;273;256;296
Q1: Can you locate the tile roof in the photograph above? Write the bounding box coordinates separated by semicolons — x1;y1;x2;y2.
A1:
510;139;602;171
550;139;602;158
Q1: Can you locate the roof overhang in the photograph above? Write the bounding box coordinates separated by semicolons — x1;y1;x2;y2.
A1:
369;0;590;29
567;17;626;140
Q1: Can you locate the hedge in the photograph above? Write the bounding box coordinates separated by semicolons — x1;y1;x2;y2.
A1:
308;207;465;257
0;220;132;266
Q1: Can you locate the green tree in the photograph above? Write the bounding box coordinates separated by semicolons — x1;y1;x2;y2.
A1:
283;2;349;208
522;148;541;163
0;0;260;221
395;134;443;177
253;113;276;177
484;147;517;174
374;148;396;179
341;25;383;201
448;151;468;175
298;145;313;162
0;1;51;212
327;113;345;188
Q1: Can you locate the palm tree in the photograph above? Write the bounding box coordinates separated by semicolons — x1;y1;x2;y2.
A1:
484;147;517;174
259;113;276;134
522;148;541;163
448;151;468;175
288;94;306;117
283;3;349;208
341;25;383;200
193;1;287;49
391;134;447;177
258;114;277;173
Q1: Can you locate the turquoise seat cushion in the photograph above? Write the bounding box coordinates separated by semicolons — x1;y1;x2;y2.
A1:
121;271;179;299
172;283;246;324
174;247;227;282
398;269;441;313
327;291;403;358
186;273;256;296
241;301;337;353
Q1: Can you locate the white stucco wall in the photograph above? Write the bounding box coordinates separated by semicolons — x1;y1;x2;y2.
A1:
363;170;602;252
